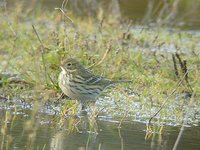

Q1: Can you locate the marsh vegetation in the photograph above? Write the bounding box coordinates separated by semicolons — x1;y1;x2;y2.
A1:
0;0;200;150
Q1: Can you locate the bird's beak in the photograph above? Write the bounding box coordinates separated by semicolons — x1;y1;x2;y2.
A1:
60;66;67;73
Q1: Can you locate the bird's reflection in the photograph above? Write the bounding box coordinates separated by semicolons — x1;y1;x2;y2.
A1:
50;115;98;150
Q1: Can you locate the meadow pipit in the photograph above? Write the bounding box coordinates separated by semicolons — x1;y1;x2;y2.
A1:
58;58;131;110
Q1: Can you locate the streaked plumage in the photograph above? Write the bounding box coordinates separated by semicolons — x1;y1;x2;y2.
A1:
58;58;131;106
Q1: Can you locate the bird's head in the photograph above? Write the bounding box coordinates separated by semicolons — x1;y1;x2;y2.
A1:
60;58;82;74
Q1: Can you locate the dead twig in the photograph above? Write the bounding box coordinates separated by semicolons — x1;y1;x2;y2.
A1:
172;92;195;150
175;53;184;75
147;71;190;130
175;53;193;92
89;41;112;68
32;25;56;87
55;0;75;28
172;54;179;78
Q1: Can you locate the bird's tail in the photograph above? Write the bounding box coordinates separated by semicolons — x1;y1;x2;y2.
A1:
111;80;132;84
104;80;132;88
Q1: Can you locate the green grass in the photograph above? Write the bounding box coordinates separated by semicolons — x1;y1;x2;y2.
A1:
0;4;200;127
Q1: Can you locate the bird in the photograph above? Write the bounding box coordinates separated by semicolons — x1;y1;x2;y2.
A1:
58;58;131;111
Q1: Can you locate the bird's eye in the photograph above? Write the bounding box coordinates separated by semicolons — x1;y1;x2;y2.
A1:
67;63;72;67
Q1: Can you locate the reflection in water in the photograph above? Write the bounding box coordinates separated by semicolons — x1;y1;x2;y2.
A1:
50;115;99;150
1;109;200;150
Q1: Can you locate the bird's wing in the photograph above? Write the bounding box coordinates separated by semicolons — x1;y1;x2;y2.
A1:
84;75;104;84
79;67;111;86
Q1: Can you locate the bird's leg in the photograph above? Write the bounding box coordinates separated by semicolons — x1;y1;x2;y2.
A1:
78;102;88;116
81;103;86;111
54;92;65;106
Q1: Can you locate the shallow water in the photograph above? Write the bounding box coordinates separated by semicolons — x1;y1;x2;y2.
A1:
0;0;200;149
0;104;200;150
